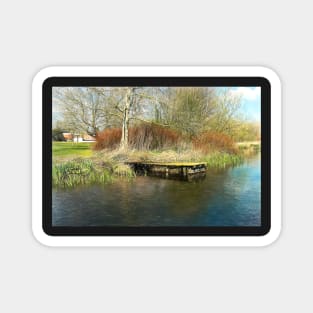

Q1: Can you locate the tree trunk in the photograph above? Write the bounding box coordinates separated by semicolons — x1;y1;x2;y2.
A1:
120;88;132;149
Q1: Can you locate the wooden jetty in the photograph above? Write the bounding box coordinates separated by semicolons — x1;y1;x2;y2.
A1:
127;161;207;180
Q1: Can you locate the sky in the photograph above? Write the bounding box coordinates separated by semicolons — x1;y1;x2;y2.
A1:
230;87;261;122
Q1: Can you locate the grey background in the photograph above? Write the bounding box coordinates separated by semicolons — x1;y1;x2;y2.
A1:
0;0;311;312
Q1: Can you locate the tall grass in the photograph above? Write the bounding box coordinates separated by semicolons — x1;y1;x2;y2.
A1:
112;163;136;178
52;159;135;188
52;152;243;188
201;152;243;168
97;149;243;169
52;159;112;187
237;142;261;155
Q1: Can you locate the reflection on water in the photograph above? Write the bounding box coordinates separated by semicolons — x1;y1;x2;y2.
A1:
52;155;261;227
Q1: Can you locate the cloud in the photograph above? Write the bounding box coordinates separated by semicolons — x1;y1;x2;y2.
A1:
230;87;260;101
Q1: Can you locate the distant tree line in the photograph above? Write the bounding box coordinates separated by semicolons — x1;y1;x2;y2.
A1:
53;87;260;146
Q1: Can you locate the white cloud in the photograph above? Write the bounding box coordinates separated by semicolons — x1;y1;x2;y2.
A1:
231;87;261;101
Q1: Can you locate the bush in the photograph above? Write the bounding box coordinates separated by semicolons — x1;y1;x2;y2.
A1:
52;128;65;141
193;131;237;154
129;124;181;150
94;124;181;151
94;128;122;150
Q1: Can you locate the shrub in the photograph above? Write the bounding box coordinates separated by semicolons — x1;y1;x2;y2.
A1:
94;128;122;150
129;124;181;150
52;128;65;141
193;131;237;154
94;124;181;151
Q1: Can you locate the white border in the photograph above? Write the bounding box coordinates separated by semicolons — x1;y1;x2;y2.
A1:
32;66;281;247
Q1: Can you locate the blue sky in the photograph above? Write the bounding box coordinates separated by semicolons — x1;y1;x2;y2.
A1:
229;87;261;122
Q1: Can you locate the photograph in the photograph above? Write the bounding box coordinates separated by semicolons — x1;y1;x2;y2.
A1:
51;85;261;227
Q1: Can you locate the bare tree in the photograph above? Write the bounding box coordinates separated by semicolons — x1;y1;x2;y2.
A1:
207;88;243;135
160;87;217;137
119;87;133;149
53;87;109;136
93;87;166;149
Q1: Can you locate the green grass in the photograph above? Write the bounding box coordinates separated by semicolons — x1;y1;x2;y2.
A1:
52;159;112;187
52;158;135;188
52;142;93;159
201;152;243;168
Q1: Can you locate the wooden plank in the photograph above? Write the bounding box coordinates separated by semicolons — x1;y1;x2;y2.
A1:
127;161;206;167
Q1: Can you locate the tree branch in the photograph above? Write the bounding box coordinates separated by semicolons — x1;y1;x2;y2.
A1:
129;116;170;127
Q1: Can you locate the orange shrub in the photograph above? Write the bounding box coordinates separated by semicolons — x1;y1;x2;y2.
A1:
94;128;122;150
94;124;181;151
129;124;181;150
193;131;237;154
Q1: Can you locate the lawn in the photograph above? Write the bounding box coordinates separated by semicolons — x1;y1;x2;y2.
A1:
52;142;94;159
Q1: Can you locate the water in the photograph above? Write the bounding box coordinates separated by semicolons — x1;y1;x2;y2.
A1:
52;155;261;227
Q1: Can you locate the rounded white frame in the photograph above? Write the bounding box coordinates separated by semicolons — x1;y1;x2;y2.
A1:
32;66;281;247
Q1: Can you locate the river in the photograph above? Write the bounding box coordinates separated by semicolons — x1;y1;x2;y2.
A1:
52;155;261;227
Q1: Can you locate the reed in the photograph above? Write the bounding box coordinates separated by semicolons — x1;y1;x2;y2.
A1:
201;152;243;168
113;163;136;178
52;159;112;187
52;159;136;188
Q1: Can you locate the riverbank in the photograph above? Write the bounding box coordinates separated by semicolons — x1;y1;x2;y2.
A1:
52;142;258;187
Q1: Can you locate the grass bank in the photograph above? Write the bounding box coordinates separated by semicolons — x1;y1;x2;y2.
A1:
52;142;256;187
97;149;244;168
